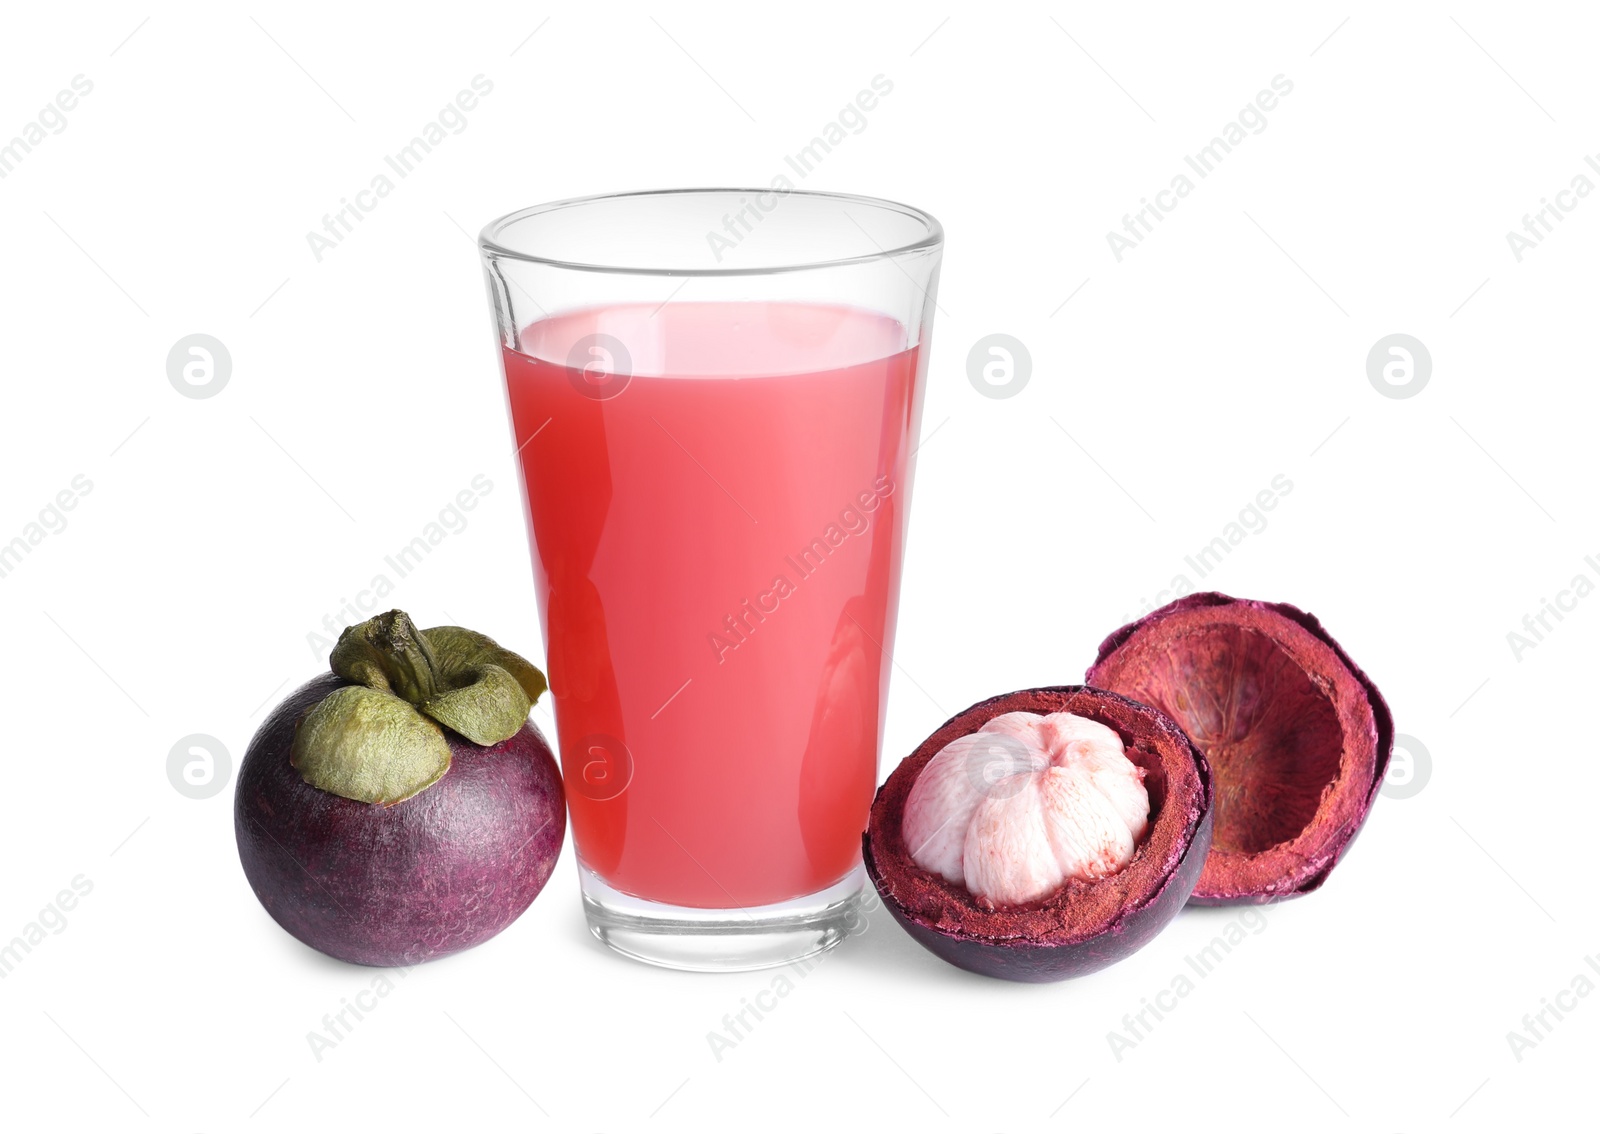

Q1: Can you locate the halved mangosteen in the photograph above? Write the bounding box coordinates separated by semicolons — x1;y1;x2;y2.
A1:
1086;592;1392;905
864;686;1212;983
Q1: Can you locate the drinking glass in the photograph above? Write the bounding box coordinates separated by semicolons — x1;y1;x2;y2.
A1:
479;189;941;970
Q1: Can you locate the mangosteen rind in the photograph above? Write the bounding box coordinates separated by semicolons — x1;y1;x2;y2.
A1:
1088;592;1393;906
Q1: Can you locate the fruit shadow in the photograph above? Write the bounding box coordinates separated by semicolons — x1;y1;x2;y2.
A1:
831;897;1275;988
830;903;1008;989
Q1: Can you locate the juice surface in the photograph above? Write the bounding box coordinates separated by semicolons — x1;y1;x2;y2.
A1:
502;301;924;907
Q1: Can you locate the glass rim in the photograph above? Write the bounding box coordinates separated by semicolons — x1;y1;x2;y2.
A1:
478;187;943;278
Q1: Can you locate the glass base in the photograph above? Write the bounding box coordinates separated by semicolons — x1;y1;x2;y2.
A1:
579;862;866;972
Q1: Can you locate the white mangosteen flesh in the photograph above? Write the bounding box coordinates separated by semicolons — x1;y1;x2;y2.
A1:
900;711;1150;908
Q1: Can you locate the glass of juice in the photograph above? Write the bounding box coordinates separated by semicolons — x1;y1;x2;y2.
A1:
478;190;942;970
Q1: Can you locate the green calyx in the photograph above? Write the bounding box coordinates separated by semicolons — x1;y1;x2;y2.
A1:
290;610;545;805
291;686;452;805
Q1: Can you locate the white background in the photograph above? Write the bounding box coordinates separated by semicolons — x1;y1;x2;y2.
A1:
1;2;1594;1130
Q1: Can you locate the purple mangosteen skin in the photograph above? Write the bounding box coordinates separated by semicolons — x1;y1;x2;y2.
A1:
235;674;565;967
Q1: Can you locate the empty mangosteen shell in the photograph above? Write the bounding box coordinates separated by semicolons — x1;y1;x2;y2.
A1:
1087;592;1393;906
863;686;1213;983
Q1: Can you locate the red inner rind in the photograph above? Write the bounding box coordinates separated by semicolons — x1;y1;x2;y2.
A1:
865;686;1211;947
1087;592;1393;903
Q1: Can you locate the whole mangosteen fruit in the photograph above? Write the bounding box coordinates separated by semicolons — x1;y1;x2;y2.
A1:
235;611;565;966
864;686;1212;982
1086;592;1392;905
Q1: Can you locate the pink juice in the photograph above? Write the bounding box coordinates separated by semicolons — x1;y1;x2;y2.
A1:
502;301;925;908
